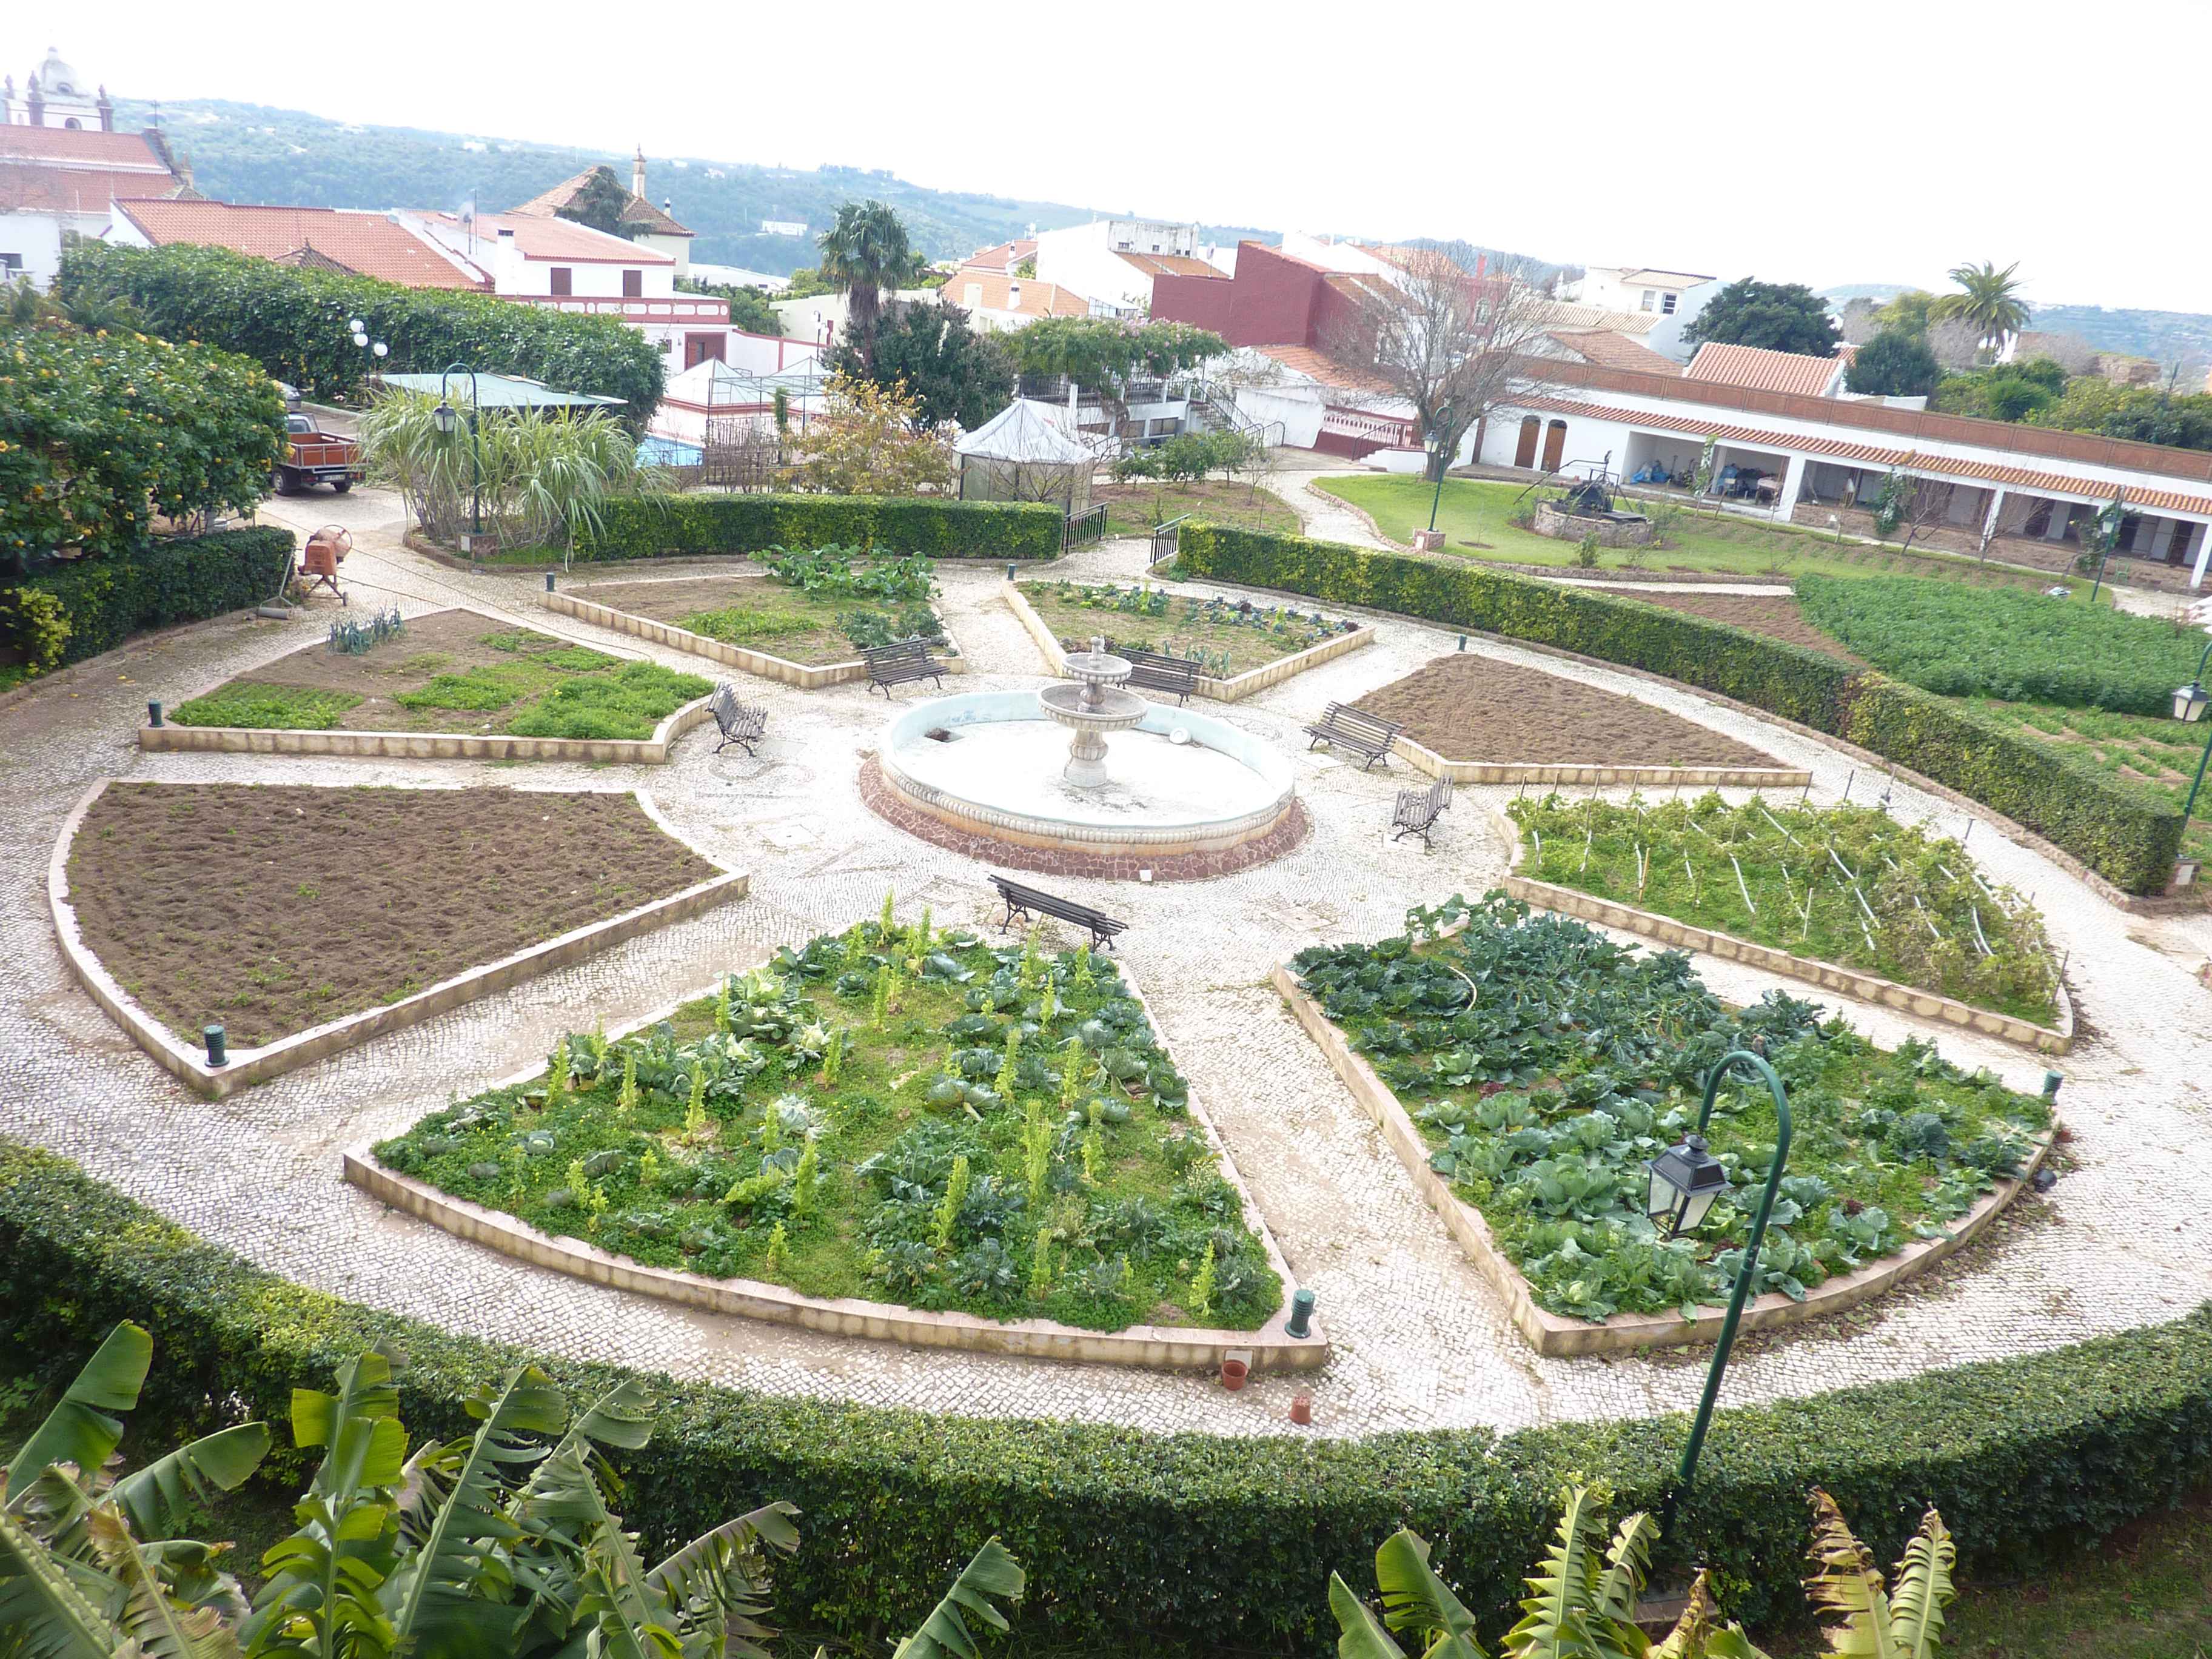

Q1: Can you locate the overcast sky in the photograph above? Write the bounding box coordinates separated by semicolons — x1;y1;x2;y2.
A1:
10;1;2209;312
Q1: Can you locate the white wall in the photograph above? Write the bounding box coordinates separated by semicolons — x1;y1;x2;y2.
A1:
0;211;65;287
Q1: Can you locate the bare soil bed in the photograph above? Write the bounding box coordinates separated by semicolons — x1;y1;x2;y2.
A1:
66;783;719;1048
1593;589;1865;664
1354;654;1784;766
577;574;940;665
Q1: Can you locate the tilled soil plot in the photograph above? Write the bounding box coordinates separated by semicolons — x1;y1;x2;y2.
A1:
1353;654;1784;766
67;783;719;1047
1591;589;1865;663
578;575;860;665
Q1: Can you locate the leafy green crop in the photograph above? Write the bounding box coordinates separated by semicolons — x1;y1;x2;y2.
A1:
171;682;363;730
1797;574;2209;713
1511;792;2060;1025
1294;893;2050;1323
375;920;1273;1332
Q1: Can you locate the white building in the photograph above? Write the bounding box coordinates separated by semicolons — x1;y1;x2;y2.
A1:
2;46;110;130
507;150;695;276
1032;217;1232;317
943;270;1091;333
1568;264;1716;318
1;121;183;287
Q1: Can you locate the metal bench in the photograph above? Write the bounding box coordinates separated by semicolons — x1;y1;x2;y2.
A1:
706;685;767;756
1392;776;1453;847
862;638;946;697
1304;701;1402;769
990;874;1127;953
1115;646;1203;706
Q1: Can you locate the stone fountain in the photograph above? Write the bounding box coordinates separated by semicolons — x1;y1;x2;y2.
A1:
1036;635;1147;788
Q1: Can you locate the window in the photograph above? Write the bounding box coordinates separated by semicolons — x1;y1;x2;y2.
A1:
1660;292;1678;315
0;253;21;274
623;269;643;298
549;267;572;296
1640;289;1655;311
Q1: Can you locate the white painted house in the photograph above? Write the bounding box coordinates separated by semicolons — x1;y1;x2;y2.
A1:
1031;217;1232;317
1567;264;1716;318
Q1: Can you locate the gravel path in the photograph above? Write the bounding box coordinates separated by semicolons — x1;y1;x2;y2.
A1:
6;486;2211;1442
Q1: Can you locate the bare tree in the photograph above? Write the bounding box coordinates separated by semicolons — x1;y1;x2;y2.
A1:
1923;318;1984;374
1322;246;1563;480
1973;489;2043;561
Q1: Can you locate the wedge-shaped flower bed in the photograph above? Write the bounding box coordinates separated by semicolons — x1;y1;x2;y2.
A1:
1283;893;2054;1350
1021;580;1360;677
372;914;1283;1337
1506;793;2062;1030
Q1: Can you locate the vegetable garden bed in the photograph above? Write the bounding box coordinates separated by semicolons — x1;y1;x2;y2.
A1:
1017;581;1359;677
1280;893;2056;1353
368;910;1290;1344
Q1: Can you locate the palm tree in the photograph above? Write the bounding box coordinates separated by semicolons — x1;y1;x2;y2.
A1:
1931;260;2029;360
817;199;918;368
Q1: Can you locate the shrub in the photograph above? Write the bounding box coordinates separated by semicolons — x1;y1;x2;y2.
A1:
58;241;664;417
1;528;295;679
1;324;285;563
9;1138;2212;1649
572;494;1062;562
1175;523;2182;891
1797;574;2208;714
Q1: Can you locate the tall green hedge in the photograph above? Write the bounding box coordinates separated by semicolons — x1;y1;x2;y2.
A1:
8;1139;2212;1650
1176;523;2183;893
573;493;1065;562
2;528;295;679
58;242;664;417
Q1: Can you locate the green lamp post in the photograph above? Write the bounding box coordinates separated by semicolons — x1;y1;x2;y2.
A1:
1426;401;1456;534
434;362;483;554
1650;1048;1794;1529
2085;487;2125;608
2171;640;2212;887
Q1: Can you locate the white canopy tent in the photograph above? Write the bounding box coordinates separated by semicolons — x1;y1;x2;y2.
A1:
954;399;1099;515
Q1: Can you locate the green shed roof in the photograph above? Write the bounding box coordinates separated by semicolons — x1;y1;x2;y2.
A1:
378;372;626;411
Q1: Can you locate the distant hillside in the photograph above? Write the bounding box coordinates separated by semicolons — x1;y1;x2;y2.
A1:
111;98;1270;273
1823;283;2212;375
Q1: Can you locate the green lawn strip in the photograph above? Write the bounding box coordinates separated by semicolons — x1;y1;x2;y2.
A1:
1798;575;2210;713
374;918;1278;1333
1510;794;2060;1027
1019;580;1358;675
171;683;363;730
1293;894;2050;1324
1316;475;2110;594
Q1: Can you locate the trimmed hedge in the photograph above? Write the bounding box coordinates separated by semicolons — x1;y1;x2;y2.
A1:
573;494;1065;563
2;528;295;678
8;1139;2212;1649
1175;523;2184;894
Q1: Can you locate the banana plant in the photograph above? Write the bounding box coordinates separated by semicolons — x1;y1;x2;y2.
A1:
885;1537;1025;1659
1802;1489;1954;1658
1649;1572;1769;1659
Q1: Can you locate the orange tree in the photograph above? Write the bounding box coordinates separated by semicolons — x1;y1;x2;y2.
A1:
779;371;954;497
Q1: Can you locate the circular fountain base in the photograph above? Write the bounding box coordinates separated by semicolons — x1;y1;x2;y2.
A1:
871;691;1301;877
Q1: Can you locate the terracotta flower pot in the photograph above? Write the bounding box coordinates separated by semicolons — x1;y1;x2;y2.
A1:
1290;1393;1313;1426
1219;1356;1249;1391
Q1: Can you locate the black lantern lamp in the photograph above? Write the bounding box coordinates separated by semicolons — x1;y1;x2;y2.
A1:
1645;1133;1729;1237
432;399;458;437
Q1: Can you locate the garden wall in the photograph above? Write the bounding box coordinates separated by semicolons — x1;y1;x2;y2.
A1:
574;494;1065;563
12;1140;2212;1649
2;528;297;682
1174;522;2184;894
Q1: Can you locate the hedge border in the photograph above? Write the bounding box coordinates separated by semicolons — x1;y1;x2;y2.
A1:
572;494;1065;563
1172;523;2183;894
8;1141;2212;1650
2;528;296;680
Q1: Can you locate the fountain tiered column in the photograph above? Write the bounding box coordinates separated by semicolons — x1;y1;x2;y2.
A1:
1037;635;1147;788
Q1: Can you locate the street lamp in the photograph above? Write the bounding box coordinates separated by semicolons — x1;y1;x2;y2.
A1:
348;319;387;389
2086;487;2125;608
1426;400;1456;535
1653;1047;1794;1530
437;361;483;555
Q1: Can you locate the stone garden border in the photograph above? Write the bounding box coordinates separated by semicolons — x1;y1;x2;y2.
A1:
138;606;715;764
1389;730;1809;791
1491;806;2074;1054
1004;581;1374;703
1272;961;2056;1358
47;780;749;1100
544;579;971;690
344;950;1329;1372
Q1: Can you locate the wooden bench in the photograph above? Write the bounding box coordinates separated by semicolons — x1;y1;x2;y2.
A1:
1116;646;1203;705
1304;702;1402;769
706;685;767;756
1392;776;1453;847
990;874;1127;953
862;638;947;697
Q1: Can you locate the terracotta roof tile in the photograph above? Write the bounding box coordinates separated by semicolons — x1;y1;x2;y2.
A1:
1685;341;1852;398
0;126;170;169
962;238;1036;273
1547;330;1682;374
947;270;1090;317
508;166;692;237
1115;250;1223;280
114;199;489;289
0;165;180;215
423;210;671;265
1255;344;1396;397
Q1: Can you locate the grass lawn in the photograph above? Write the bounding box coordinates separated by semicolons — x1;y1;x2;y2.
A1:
374;916;1280;1334
1018;580;1358;676
1098;477;1303;539
1316;475;2120;597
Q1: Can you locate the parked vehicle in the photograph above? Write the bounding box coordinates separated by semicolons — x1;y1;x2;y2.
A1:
274;414;364;495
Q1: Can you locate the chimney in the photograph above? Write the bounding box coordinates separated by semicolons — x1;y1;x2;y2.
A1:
632;146;646;199
1007;280;1023;312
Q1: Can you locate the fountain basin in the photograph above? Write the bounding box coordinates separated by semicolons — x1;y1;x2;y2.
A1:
878;691;1297;858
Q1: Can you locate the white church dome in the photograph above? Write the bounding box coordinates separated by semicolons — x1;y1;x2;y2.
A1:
35;47;84;96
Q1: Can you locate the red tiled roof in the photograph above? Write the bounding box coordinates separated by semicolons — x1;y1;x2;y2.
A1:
1547;330;1682;374
114;199;489;289
1513;391;2212;518
1685;341;1851;398
962;238;1036;273
423;210;671;266
1115;250;1223;280
0;126;170;169
0;165;179;215
946;270;1090;317
1255;344;1396;397
508;167;692;237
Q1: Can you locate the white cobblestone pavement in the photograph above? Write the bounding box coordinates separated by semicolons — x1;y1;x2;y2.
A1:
7;484;2212;1441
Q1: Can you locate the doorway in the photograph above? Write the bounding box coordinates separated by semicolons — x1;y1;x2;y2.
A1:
1514;415;1540;468
1540;420;1567;473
